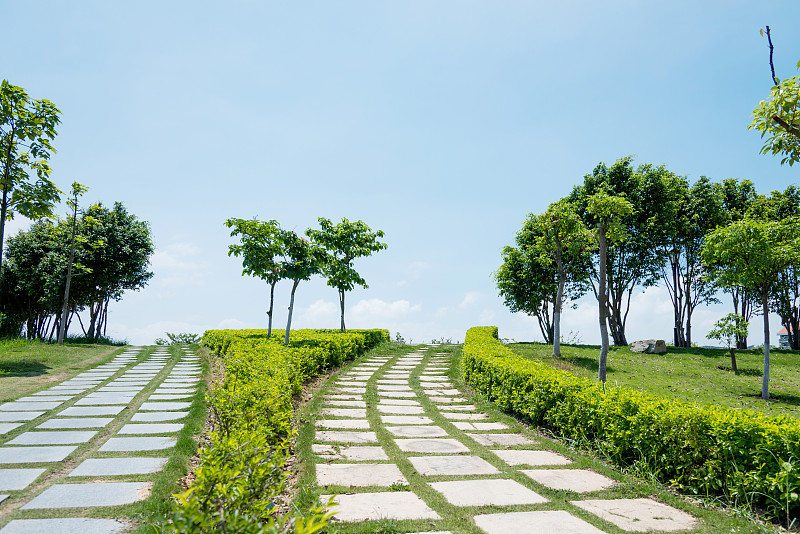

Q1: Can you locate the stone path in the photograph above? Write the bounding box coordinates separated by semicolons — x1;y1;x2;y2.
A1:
313;346;699;533
0;346;201;534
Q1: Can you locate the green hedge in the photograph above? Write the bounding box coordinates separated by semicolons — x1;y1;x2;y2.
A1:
167;328;387;532
462;326;800;522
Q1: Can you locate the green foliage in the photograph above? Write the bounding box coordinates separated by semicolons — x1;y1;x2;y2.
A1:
155;332;201;345
461;326;800;524
708;314;750;350
168;328;387;532
226;218;284;285
750;66;800;166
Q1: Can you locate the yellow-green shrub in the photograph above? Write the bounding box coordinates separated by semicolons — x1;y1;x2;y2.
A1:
462;326;800;522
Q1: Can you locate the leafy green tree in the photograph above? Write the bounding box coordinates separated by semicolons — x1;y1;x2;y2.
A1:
57;182;88;345
708;313;749;374
226;218;285;337
0;81;62;283
586;192;633;383
281;232;326;344
702;218;800;400
306;217;387;332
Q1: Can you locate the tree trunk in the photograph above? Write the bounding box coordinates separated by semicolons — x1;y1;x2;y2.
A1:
0;130;16;299
58;196;79;345
339;288;346;332
553;269;564;357
730;348;738;374
686;308;693;348
267;281;276;338
87;302;99;340
598;224;609;383
285;279;300;344
762;289;770;400
101;298;109;337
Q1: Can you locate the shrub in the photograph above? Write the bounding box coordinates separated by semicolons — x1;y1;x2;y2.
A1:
462;326;800;523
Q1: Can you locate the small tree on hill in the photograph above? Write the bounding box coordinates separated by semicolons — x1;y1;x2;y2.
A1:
708;313;749;374
281;232;326;344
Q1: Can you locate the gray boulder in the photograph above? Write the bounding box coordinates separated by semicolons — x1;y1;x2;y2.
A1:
629;339;666;354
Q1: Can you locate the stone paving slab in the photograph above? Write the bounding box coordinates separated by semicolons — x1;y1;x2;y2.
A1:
376;404;424;414
473;510;606;534
378;398;420;406
317;463;406;487
60;406;125;416
440;412;488;420
22;481;151;508
522;469;616;492
131;411;188;422
312;444;388;461
0;412;45;422
395;438;470;453
320;408;367;418
380;415;433;425
330;387;367;394
6;430;98;445
467;433;537;446
118;423;184;434
0;445;77;463
385;425;448;438
99;436;176;451
139;401;191;411
0;518;128;534
315;431;378;443
452;421;508;431
0;422;23;434
0;468;46;490
0;401;62;411
322;399;366;408
429;397;467;403
322;491;440;521
378;391;417;398
491;450;572;466
571;498;697;532
16;395;73;402
430;478;548;506
75;397;135;405
409;455;500;475
325;394;363;401
68;457;168;476
315;419;370;429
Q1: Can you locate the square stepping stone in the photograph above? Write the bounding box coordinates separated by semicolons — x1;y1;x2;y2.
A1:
379;391;416;398
473;510;606;534
118;423;184;434
395;438;470;454
323;400;366;408
320;408;367;418
6;430;97;445
148;394;193;400
440;412;488;420
99;436;176;451
322;491;440;522
60;406;125;416
330;387;366;394
429;397;467;403
324;394;364;402
467;433;537;446
378;398;420;406
40;389;86;394
408;455;499;475
0;518;128;534
522;469;616;492
571;498;697;532
22;481;151;508
36;418;113;430
315;419;370;429
317;463;406;487
380;415;432;425
453;421;509;431
440;404;476;411
131;411;188;422
139;402;191;411
377;379;408;385
0;422;23;435
377;385;412;391
16;395;73;403
68;457;167;476
315;431;377;444
0;412;45;422
312;444;388;461
0;401;62;411
430;479;547;506
0;468;46;490
0;445;77;463
386;426;448;438
491;450;571;466
428;389;461;395
75;397;134;406
377;404;424;414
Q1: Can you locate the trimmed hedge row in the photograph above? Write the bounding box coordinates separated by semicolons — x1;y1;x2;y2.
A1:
462;326;800;521
167;328;388;532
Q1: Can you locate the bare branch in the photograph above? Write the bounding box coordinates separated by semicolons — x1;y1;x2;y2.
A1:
766;26;779;86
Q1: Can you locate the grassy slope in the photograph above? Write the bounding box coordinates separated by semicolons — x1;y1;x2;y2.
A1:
0;339;119;402
508;342;800;418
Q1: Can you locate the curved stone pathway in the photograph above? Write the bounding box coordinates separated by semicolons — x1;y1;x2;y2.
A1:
0;346;201;534
312;346;698;533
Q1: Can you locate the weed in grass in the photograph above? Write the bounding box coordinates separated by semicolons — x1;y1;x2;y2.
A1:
389;482;409;491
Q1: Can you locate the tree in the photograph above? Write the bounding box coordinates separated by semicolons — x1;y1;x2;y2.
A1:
0;81;62;286
57;182;88;345
306;217;387;332
226;218;285;338
702;218;800;400
708;313;749;375
749;27;800;166
281;232;326;344
586;192;633;383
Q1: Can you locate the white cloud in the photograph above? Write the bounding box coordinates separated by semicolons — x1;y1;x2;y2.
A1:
217;318;259;330
459;291;482;309
350;299;421;321
298;299;339;326
150;242;207;290
108;319;210;345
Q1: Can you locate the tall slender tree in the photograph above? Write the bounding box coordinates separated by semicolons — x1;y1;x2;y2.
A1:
281;232;326;344
57;182;88;344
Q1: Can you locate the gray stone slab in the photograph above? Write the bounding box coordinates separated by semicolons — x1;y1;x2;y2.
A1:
148;394;193;400
22;481;151;508
386;425;447;438
380;415;432;425
378;391;417;398
99;436;176;451
377;384;412;391
431;479;548;506
467;433;537;446
40;389;86;394
474;510;606;534
315;419;370;429
323;399;366;408
0;468;46;490
377;379;408;384
429;396;467;403
491;450;572;466
75;397;134;405
453;421;509;431
311;444;388;461
377;404;424;414
440;404;477;411
139;401;191;411
0;518;128;534
320;408;367;418
86;391;138;398
68;457;167;476
130;411;188;422
395;438;470;453
0;445;77;463
409;455;499;475
315;431;377;444
441;412;489;420
322;491;440;522
36;418;113;430
330;387;366;394
523;469;616;492
6;430;97;445
153;388;196;395
0;401;62;411
325;393;363;401
118;423;183;434
16;395;73;402
571;498;697;532
317;463;406;487
60;406;125;416
378;398;420;406
0;422;23;434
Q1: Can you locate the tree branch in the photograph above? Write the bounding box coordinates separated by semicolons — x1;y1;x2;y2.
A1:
766;26;779;86
772;114;800;139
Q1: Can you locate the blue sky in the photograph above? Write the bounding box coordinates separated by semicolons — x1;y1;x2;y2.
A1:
4;1;800;345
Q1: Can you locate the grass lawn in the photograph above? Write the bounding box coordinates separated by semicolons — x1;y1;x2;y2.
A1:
508;342;800;418
0;338;120;402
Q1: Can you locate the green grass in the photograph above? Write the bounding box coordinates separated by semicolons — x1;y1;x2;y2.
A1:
0;338;120;402
508;342;800;418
